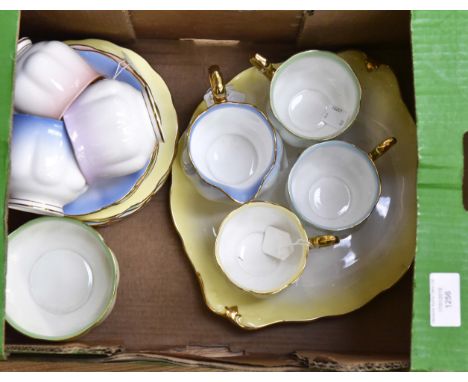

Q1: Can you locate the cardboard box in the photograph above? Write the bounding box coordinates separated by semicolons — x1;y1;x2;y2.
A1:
0;10;416;371
411;10;468;372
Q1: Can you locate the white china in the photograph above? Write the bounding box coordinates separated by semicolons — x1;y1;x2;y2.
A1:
63;78;157;182
215;201;337;295
14;40;100;119
182;65;283;204
9;114;88;216
170;50;417;328
252;51;361;147
61;38;178;225
6;217;119;341
216;202;308;295
288;139;395;231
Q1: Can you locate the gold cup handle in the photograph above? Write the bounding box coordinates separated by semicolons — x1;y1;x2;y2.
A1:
309;235;340;248
368;137;397;162
208;65;227;104
250;53;276;81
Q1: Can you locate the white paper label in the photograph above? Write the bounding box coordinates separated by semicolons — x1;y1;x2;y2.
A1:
204;85;246;107
322;105;348;128
262;226;293;261
430;273;461;327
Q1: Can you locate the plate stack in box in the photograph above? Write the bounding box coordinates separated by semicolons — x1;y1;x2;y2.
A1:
10;38;178;225
5;38;177;341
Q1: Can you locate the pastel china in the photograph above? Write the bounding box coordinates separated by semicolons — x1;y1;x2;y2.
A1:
216;202;339;295
251;51;361;147
75;47;144;91
64;78;157;182
170;50;417;329
63;47;155;216
6;217;119;341
14;40;100;119
182;65;283;204
62;38;178;225
9;114;88;216
288;138;397;231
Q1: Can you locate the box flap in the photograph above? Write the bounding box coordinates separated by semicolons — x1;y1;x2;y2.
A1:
130;11;302;42
411;10;468;371
0;10;19;360
20;11;136;42
298;11;410;48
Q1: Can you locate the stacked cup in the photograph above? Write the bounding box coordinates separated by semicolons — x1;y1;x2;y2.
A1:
9;39;158;216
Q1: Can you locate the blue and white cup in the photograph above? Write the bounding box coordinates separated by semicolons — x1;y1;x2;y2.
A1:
181;65;283;204
251;51;362;148
9;114;88;215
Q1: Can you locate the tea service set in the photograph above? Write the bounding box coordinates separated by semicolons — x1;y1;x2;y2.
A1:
5;39;412;340
180;52;396;296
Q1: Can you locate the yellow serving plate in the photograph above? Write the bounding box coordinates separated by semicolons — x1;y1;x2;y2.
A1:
170;50;417;329
65;39;178;225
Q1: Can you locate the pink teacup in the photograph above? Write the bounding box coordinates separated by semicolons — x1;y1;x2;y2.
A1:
14;39;100;119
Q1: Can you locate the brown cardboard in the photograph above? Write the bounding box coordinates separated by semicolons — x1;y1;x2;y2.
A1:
130;11;303;42
298;11;410;48
4;11;414;371
20;11;136;42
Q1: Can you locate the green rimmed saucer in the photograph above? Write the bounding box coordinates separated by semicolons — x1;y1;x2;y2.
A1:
6;217;119;341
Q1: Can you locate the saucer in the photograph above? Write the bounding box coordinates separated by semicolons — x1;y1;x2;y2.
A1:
170;50;417;329
6;217;119;340
64;39;178;225
62;45;158;217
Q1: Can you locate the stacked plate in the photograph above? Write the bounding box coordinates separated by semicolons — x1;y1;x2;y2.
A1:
5;38;178;342
9;38;178;225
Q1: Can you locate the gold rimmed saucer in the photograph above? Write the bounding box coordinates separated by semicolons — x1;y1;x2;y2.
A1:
170;50;417;329
64;39;178;225
62;43;161;219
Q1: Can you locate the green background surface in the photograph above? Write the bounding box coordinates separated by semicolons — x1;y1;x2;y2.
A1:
411;10;468;371
0;10;19;360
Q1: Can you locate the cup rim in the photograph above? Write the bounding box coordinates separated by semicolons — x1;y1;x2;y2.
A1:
186;102;279;204
287;140;382;232
5;217;120;341
8;198;64;216
269;50;362;142
215;201;309;295
16;37;33;58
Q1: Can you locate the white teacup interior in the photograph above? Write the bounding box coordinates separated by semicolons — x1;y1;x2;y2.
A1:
216;203;307;294
6;218;116;340
271;51;361;140
288;141;380;231
189;103;275;199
